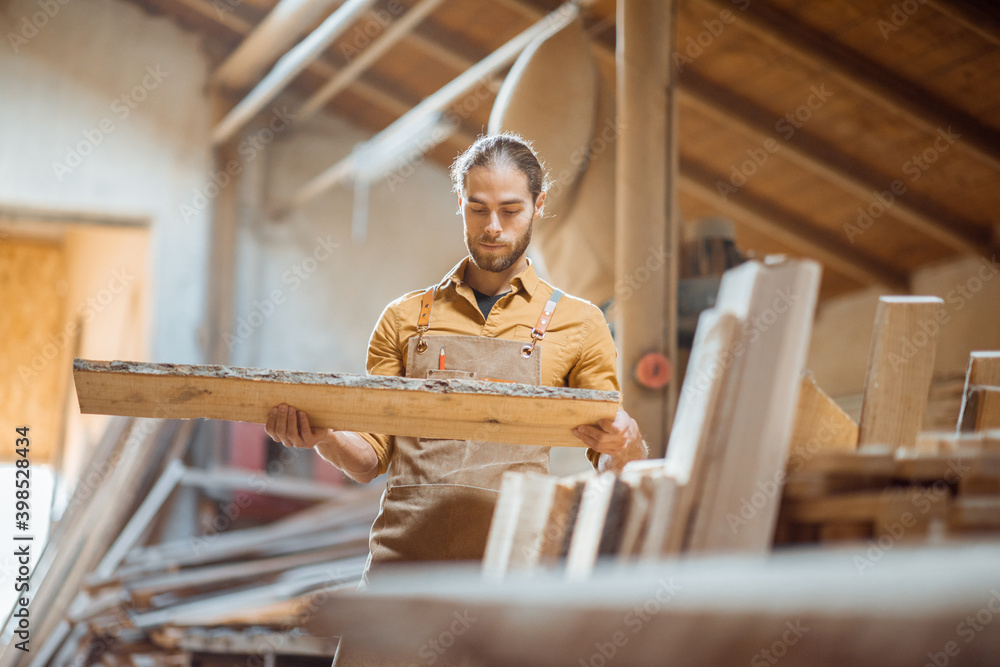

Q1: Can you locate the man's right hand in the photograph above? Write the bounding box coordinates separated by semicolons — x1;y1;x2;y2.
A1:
264;403;381;483
265;403;332;449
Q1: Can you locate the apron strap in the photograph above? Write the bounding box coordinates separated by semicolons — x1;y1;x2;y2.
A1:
521;289;564;358
414;286;435;354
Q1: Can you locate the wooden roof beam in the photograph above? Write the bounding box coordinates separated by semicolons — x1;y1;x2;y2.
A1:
159;0;421;129
697;0;1000;173
679;71;991;256
212;0;380;145
274;2;583;215
679;157;910;291
926;0;1000;48
212;0;344;91
297;0;449;124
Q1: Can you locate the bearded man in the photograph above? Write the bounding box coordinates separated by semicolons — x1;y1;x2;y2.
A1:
265;133;647;581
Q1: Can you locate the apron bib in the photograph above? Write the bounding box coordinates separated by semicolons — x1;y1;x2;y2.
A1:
363;286;563;580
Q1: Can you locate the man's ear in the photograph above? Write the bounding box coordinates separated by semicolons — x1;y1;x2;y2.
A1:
534;191;546;218
457;195;464;215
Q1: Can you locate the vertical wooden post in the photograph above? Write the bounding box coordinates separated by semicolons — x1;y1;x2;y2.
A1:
205;88;241;366
615;0;679;456
204;89;242;467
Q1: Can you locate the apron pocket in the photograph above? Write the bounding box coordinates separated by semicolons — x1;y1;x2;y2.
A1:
426;369;477;380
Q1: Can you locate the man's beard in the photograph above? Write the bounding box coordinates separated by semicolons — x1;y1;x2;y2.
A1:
466;220;533;273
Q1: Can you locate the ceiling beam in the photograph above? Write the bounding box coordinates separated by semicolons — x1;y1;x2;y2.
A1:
153;0;423;128
212;0;344;91
679;71;991;256
406;24;483;72
158;0;260;37
697;0;1000;173
297;0;448;124
212;0;379;145
274;2;583;215
926;0;1000;48
680;158;910;291
382;7;991;259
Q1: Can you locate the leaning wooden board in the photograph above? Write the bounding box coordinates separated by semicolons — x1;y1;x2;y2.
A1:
72;359;620;447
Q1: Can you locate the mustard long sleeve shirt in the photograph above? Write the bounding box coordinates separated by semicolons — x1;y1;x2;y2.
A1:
358;257;621;475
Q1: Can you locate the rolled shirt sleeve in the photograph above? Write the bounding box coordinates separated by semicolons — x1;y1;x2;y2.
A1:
358;300;405;476
567;308;622;468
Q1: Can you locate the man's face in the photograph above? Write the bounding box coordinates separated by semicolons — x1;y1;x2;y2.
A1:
460;166;545;273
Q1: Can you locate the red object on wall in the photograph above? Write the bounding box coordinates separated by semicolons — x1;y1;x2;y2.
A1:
634;352;672;390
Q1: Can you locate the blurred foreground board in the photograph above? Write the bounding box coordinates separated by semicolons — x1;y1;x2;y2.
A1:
311;544;1000;667
72;359;620;447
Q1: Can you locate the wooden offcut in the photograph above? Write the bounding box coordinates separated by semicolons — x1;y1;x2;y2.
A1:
72;359;619;448
957;351;1000;431
790;371;859;458
857;296;944;450
959;386;1000;432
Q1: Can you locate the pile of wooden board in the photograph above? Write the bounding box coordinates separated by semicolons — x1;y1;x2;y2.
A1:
485;257;825;576
484;271;1000;578
776;349;1000;546
0;417;381;667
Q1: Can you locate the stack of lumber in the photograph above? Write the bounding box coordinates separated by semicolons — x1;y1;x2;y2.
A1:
0;417;381;667
776;431;1000;546
485;257;823;577
485;263;1000;580
777;348;1000;546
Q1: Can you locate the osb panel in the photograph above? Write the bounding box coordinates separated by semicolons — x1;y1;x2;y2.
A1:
0;240;69;464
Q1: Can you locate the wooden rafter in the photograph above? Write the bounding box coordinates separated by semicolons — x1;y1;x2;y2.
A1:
212;0;345;91
275;2;583;215
679;157;910;291
926;0;1000;48
698;0;1000;172
212;0;380;144
679;71;991;256
141;0;421;128
297;0;449;124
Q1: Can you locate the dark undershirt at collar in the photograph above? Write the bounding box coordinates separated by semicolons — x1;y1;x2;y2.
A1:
470;287;510;321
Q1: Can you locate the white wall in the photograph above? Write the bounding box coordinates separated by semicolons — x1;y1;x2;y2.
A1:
0;0;213;363
227;110;465;374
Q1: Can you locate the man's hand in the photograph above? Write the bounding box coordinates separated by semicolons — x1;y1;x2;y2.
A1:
264;403;381;484
265;403;332;449
572;408;648;473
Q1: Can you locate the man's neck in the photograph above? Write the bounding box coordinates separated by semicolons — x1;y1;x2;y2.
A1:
463;256;528;296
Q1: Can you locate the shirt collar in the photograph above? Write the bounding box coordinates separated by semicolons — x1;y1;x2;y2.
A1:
439;256;539;297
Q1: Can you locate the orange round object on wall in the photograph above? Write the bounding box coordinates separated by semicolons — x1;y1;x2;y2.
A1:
634;352;672;390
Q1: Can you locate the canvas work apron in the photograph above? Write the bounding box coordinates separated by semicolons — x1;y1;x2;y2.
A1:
363;285;564;580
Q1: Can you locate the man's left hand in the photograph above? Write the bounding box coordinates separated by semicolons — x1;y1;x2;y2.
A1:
573;408;641;456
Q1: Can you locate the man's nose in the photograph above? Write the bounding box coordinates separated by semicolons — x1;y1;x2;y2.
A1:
485;211;502;233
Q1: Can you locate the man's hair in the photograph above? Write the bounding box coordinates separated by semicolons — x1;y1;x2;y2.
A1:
450;132;550;204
